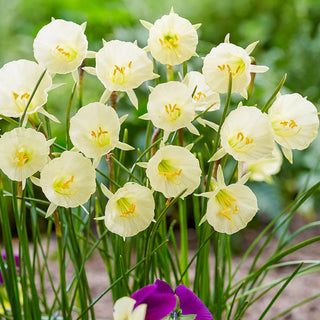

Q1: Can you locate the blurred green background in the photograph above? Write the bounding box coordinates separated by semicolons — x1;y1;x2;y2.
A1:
1;0;320;230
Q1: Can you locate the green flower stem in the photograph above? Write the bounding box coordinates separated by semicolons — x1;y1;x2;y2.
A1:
144;189;187;285
261;73;287;113
19;69;47;127
166;65;174;81
11;181;41;319
178;199;189;286
78;59;86;109
183;61;188;78
66;82;77;150
0;179;21;320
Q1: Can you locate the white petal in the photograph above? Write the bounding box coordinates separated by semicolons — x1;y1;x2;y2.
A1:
45;203;58;218
197;118;219;131
185;143;194;151
81;204;90;215
116;141;134;151
72;70;79;83
208;148;227;162
137;162;148;168
238;172;251;185
86;51;96;59
81;21;87;32
139;113;151;120
140;19;153;30
245;41;259;55
30;176;41;187
199;214;207;226
127;89;138;109
100;183;114;199
240;89;248;99
224;33;230;43
217;165;225;186
249;65;269;73
93;157;101;168
38;107;61;123
193;23;202;30
186;123;200;135
100;89;112;104
83;67;97;75
22;179;26;190
119;114;128;124
281;146;293;163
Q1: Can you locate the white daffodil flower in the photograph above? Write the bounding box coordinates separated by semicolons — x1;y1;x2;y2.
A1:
199;166;258;234
94;40;158;108
183;71;220;112
268;93;319;162
69;102;133;164
33;19;88;74
210;106;274;162
143;10;199;66
203;35;268;98
246;144;283;183
0;60;53;118
40;151;96;216
100;182;155;238
113;297;147;320
0;127;52;184
142;81;197;140
146;145;201;198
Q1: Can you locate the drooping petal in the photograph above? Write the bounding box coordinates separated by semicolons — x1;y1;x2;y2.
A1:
175;285;213;320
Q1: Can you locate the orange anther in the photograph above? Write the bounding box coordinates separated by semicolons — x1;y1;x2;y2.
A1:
237;132;244;141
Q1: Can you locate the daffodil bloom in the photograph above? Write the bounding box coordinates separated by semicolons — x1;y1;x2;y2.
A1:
69;102;133;163
183;71;220;112
210;106;274;162
94;40;158;108
101;182;155;238
113;297;147;320
142;82;197;138
268;93;319;162
0;59;52;118
142;10;199;66
202;35;268;98
199;166;258;234
246;144;282;183
146;145;201;199
0;127;52;183
40;151;96;215
33;19;88;74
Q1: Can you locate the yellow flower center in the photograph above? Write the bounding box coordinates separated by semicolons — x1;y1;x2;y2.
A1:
117;197;138;218
217;58;245;77
216;189;239;229
159;33;179;49
272;119;302;137
112;61;132;85
228;131;254;152
53;175;75;195
158;159;182;185
193;91;207;101
91;126;110;147
16;150;31;166
12;91;32;112
50;44;78;62
164;103;181;121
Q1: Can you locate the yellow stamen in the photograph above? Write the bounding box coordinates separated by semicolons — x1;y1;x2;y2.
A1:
57;175;74;190
128;61;132;68
12;92;19;100
16;151;30;166
194;91;207;101
158;168;182;178
120;204;137;218
56;45;71;57
237;132;244;141
165;197;172;205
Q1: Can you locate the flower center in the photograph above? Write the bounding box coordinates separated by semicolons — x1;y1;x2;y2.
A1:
117;197;138;218
164;103;181;121
272;119;302;137
228;131;254;153
193;91;207;102
91;126;110;147
158;159;182;185
50;44;78;62
16;149;31;166
216;189;239;229
112;61;132;85
12;91;32;112
217;58;245;77
159;33;179;49
53;175;75;195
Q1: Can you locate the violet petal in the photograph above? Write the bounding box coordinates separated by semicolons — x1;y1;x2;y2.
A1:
154;279;174;294
131;284;157;306
175;285;213;320
143;293;177;320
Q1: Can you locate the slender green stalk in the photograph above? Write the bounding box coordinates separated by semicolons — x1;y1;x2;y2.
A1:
19;69;47;126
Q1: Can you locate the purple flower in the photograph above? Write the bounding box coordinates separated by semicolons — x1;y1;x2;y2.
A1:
0;252;19;285
131;280;213;320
